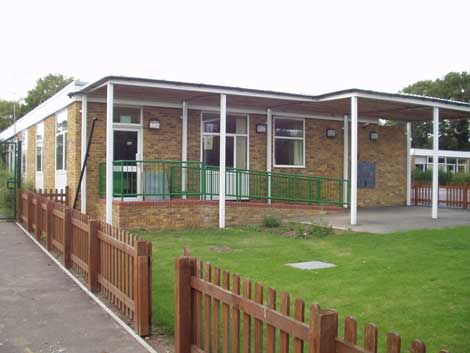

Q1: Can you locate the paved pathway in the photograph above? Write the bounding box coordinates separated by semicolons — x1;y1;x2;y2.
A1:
0;221;150;353
294;206;470;233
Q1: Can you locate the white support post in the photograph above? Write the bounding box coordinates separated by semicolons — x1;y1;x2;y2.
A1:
406;122;412;206
219;94;227;229
80;95;88;213
181;101;188;199
432;107;439;219
350;96;358;225
343;114;349;208
105;84;114;224
266;108;273;204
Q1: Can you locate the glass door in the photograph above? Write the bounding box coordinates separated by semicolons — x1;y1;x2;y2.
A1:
113;130;141;198
201;114;249;199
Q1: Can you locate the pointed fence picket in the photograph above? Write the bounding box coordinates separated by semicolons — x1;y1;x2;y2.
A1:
17;189;152;336
175;254;452;353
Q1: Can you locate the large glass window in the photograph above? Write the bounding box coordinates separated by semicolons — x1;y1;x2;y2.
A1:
202;113;248;169
56;110;68;171
36;123;44;172
274;118;304;167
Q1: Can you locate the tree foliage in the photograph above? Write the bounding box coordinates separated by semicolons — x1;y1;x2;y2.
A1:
0;74;73;133
22;74;73;114
401;71;470;150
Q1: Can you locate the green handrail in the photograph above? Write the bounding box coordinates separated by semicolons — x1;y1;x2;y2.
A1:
98;160;350;206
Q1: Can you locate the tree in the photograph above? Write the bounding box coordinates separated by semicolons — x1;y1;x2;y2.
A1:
401;71;470;150
0;74;74;134
0;100;15;132
22;74;74;114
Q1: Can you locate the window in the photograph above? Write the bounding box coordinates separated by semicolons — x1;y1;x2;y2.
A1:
36;123;44;172
274;118;304;167
21;131;27;176
113;107;141;124
201;113;248;168
56;110;67;171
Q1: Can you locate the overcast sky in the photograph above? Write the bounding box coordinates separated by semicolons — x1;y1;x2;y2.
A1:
1;0;469;101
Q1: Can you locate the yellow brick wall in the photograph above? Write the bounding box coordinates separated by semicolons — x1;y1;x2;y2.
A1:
43;115;55;191
26;125;36;186
357;124;406;207
86;102;106;218
66;102;82;207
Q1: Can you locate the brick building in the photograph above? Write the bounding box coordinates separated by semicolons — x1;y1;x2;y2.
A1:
2;76;470;229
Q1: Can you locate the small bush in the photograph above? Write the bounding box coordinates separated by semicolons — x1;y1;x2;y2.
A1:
293;223;334;239
263;214;281;228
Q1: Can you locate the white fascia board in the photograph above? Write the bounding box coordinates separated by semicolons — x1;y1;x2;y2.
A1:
411;148;470;158
318;91;470;114
87;97;379;123
0;81;83;142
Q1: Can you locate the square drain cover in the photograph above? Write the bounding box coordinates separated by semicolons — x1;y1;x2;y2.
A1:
287;261;336;270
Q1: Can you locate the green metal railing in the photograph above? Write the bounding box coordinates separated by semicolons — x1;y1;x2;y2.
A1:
98;160;350;207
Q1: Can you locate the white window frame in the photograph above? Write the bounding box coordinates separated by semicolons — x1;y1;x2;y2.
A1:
36;122;44;173
199;112;250;170
55;109;68;172
273;116;305;168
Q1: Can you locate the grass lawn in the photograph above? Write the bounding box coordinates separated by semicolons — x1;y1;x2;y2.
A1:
137;224;470;353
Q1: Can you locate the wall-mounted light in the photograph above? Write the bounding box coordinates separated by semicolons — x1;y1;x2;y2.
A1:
256;123;267;133
148;119;160;129
326;128;336;139
369;131;379;141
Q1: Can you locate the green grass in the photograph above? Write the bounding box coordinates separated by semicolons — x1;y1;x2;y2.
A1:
137;225;470;353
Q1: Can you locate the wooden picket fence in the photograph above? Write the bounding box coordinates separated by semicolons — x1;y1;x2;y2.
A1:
17;189;152;336
175;255;451;353
412;183;470;209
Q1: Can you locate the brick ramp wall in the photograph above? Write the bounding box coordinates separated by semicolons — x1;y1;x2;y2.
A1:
96;200;343;230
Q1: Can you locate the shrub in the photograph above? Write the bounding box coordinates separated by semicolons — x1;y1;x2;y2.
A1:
402;167;470;186
263;214;281;228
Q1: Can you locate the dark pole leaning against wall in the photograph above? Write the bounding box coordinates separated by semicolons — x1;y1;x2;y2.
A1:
73;118;97;210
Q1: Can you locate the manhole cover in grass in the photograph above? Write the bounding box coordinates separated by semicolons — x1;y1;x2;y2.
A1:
286;261;336;270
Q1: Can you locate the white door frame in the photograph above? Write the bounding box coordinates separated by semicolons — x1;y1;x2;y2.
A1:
112;125;144;201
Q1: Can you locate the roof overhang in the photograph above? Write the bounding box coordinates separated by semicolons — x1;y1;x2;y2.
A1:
411;148;470;158
70;76;470;122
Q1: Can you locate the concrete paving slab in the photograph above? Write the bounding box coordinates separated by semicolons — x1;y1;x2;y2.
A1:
0;221;151;353
293;206;470;234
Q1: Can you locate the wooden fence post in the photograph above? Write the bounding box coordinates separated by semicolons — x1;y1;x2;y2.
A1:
175;256;196;353
65;186;70;206
46;200;54;251
463;183;468;209
63;206;72;268
310;307;338;353
35;195;41;240
27;192;33;232
87;219;99;292
134;240;151;336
